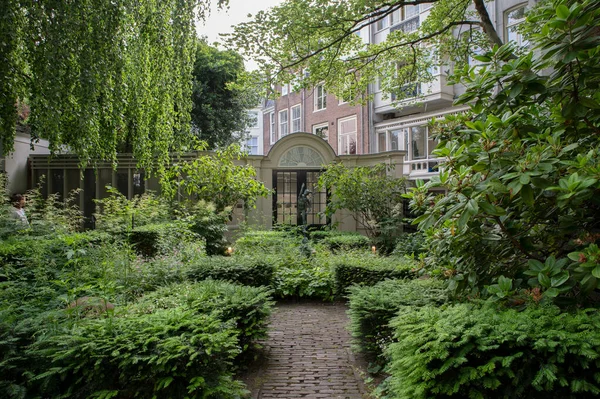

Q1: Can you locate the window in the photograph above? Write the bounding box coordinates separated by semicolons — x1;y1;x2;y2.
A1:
506;5;528;47
378;128;405;152
315;85;326;111
291;105;301;133
404;5;419;19
270;112;277;143
376;14;389;31
279;109;289;137
338;116;357;155
281;84;289;96
411;126;427;159
245;136;259;155
390;9;400;25
248;111;259;128
313;123;329;140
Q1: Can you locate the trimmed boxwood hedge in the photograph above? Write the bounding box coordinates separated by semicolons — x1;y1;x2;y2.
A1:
186;256;275;287
321;234;370;251
386;304;600;399
332;255;416;296
347;278;448;358
234;230;301;255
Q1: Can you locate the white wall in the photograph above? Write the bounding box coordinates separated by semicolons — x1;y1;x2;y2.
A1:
4;131;50;194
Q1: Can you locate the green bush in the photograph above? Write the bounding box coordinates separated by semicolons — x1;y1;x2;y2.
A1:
130;280;274;353
392;232;426;257
128;221;197;258
333;254;416;296
234;230;301;255
32;308;245;399
186;256;274;287
347;279;447;359
322;233;370;252
385;304;600;399
272;262;334;300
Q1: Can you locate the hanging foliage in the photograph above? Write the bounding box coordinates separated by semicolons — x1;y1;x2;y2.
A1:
0;0;228;173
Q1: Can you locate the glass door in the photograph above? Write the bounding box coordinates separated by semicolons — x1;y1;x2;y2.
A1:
273;170;328;226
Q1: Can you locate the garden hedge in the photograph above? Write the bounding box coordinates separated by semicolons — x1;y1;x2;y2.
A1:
347;278;447;358
234;230;301;255
386;304;600;399
186;256;275;287
333;255;415;296
129;280;274;354
129;221;196;258
321;233;370;251
32;308;245;399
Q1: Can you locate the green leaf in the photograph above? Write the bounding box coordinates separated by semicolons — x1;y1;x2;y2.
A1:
544;287;560;298
521;184;534;205
556;4;570;20
550;271;569;287
509;83;523;100
592;266;600;279
538;273;551;288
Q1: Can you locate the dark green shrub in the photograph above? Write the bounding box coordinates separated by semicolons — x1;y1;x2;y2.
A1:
128;221;196;258
386;304;600;399
392;232;426;257
130;280;274;353
322;233;370;251
186;256;274;287
333;254;416;296
347;279;447;358
234;230;301;255
272;262;334;300
33;308;245;399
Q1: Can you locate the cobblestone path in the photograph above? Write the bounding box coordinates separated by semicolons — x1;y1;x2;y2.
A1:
249;302;367;399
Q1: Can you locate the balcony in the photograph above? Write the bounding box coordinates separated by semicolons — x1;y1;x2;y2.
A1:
389;15;419;34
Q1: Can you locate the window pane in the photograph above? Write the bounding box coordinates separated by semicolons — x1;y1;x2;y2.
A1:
378;132;387;152
411;126;427;159
507;7;525;25
390;130;400;150
428;135;438;157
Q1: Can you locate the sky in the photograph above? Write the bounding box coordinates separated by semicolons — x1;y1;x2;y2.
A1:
196;0;285;70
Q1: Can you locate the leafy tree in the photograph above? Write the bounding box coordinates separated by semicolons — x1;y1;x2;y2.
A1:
164;143;270;212
405;0;600;302
0;0;227;172
191;40;259;149
227;0;509;100
318;163;406;253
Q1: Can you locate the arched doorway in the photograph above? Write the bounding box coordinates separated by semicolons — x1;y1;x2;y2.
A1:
266;134;336;227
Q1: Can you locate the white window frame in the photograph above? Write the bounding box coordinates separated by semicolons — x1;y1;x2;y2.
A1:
279;109;289;138
269;112;277;144
291;104;302;133
314;85;327;111
313;122;329;140
505;4;528;47
245;136;259;155
338;115;358;155
281;84;289;96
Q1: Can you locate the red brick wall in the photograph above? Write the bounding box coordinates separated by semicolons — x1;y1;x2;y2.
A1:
262;85;370;156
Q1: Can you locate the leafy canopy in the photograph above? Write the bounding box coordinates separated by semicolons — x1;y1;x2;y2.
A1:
227;0;504;100
163;143;270;212
191;39;260;149
0;0;227;172
318;163;406;252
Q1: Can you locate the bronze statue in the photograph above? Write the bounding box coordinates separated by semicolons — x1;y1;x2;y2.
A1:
297;183;312;226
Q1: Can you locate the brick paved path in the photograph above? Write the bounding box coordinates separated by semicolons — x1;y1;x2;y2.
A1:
251;302;366;399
